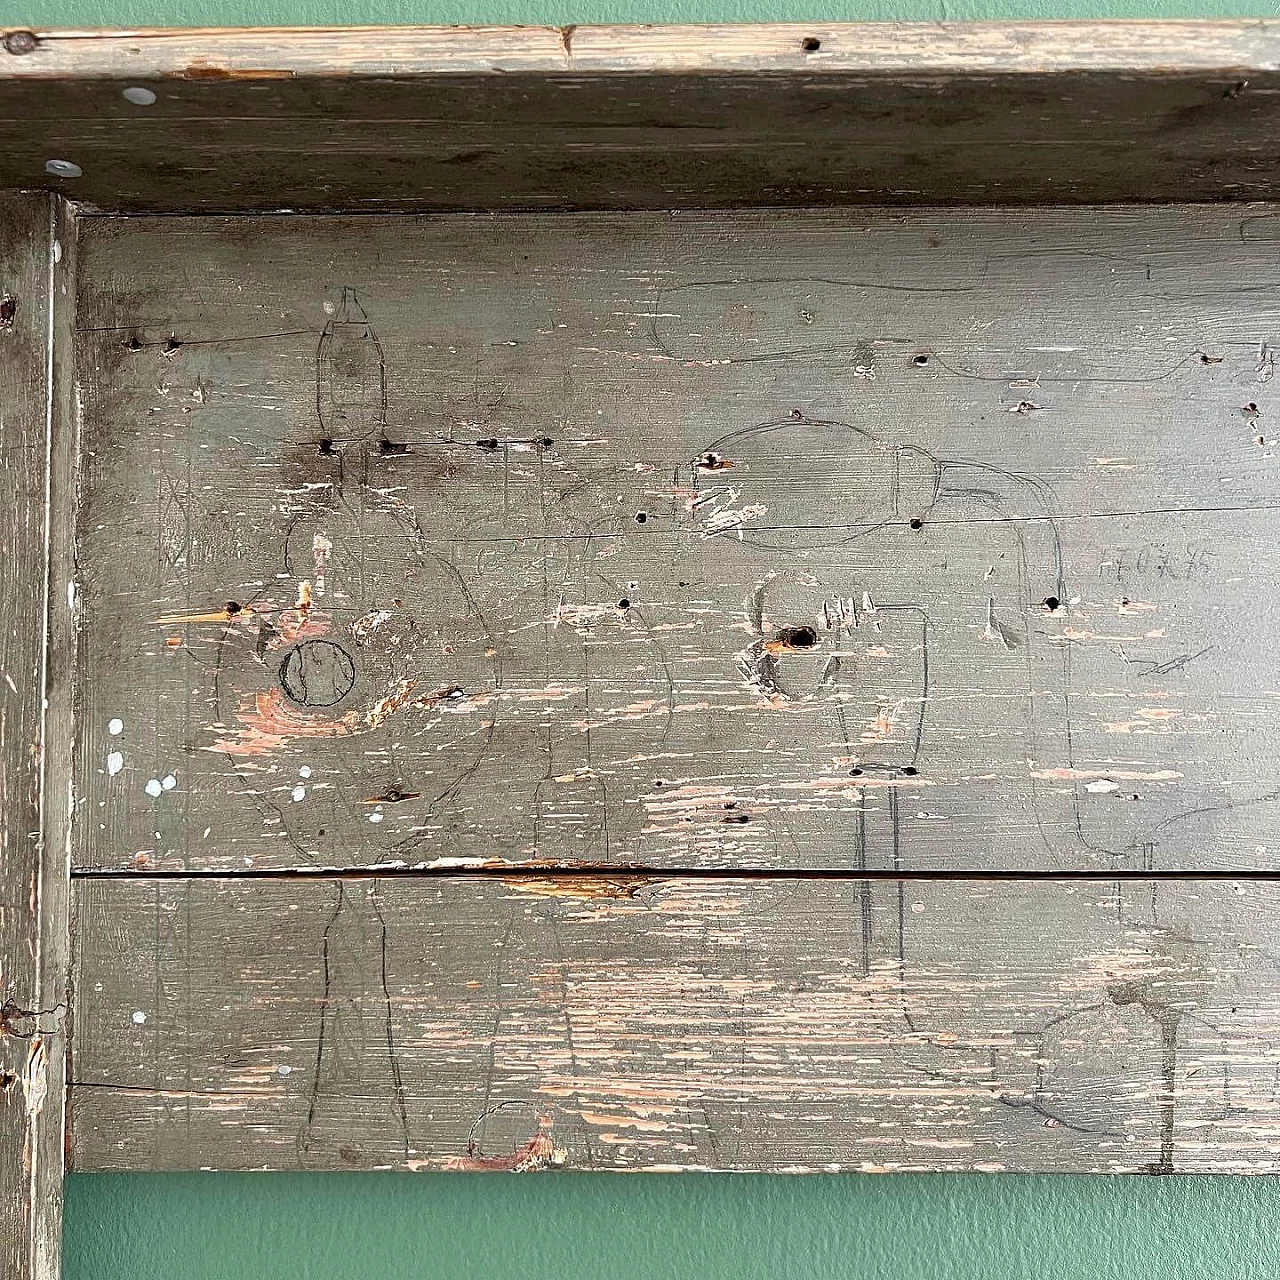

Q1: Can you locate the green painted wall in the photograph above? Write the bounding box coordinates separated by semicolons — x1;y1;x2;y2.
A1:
10;0;1280;1274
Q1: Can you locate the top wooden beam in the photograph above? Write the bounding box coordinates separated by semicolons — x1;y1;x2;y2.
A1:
6;23;1280;211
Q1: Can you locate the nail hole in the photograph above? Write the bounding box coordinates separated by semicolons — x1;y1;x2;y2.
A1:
723;812;751;823
901;766;918;777
0;294;15;329
912;354;929;366
635;511;648;523
775;625;817;650
909;518;923;530
163;335;183;353
123;86;157;106
617;598;630;610
44;159;82;179
1043;596;1061;612
378;438;409;455
538;437;554;448
317;438;335;455
475;437;499;451
125;334;143;352
849;767;864;777
226;601;242;615
801;36;822;51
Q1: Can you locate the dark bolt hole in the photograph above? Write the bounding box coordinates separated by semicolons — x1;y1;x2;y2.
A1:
909;518;924;530
378;438;409;455
901;766;918;777
912;353;929;366
226;601;241;615
776;625;818;650
476;438;500;451
1043;596;1061;612
317;438;335;455
1245;402;1259;414
635;511;649;523
0;1070;16;1090
0;295;16;328
539;437;554;448
724;812;751;824
849;767;864;777
801;36;822;51
163;335;182;353
617;598;630;610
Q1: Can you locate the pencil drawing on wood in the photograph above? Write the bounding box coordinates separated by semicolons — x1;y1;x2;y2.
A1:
18;24;1280;1276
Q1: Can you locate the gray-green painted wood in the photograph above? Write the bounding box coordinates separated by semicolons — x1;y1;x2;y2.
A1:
70;205;1280;873
70;873;1280;1174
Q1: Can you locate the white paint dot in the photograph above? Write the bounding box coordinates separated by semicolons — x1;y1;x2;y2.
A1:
131;1011;147;1025
107;717;124;736
45;158;82;178
299;765;312;779
144;778;163;798
106;751;124;777
276;1065;292;1077
161;773;177;791
1085;779;1119;794
291;785;306;803
122;86;157;105
369;810;384;824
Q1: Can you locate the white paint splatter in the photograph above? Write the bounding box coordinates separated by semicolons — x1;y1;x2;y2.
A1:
291;785;306;802
131;1011;147;1025
144;778;163;798
1085;778;1120;794
106;751;124;777
161;774;177;791
276;1065;293;1077
299;765;312;779
107;717;124;736
369;810;384;824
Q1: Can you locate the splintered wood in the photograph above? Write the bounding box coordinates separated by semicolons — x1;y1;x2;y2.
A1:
65;204;1280;1174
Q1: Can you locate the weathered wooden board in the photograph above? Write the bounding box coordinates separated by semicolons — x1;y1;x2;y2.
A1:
0;193;73;1280
7;24;1280;211
70;205;1280;873
70;873;1280;1174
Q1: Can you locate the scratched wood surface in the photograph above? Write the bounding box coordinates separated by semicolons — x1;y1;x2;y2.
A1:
0;193;72;1280
69;205;1280;874
9;24;1280;210
69;874;1280;1174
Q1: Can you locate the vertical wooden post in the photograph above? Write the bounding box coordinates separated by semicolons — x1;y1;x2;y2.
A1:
0;193;73;1280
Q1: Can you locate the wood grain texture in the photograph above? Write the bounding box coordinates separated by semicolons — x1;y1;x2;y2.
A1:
5;23;1280;210
69;205;1280;874
0;193;72;1280
69;873;1280;1174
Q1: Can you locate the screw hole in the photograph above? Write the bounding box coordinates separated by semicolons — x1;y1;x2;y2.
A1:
801;36;822;51
775;625;817;650
909;518;923;531
901;766;918;777
226;601;242;616
617;598;630;610
318;438;335;455
1043;596;1061;612
635;511;648;524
